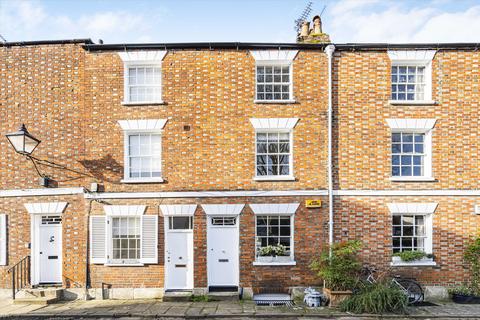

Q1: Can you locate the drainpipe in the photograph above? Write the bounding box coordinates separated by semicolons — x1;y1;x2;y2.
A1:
324;44;335;255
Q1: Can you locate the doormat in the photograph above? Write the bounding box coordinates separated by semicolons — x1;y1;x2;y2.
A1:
412;301;439;306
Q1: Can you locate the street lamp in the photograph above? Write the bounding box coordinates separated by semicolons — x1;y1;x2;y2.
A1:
5;124;41;155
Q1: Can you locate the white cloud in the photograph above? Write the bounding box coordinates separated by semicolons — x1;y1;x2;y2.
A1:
411;6;480;42
0;0;47;40
0;0;160;43
327;0;480;43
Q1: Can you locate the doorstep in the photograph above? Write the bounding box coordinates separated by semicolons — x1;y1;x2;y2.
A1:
163;290;192;302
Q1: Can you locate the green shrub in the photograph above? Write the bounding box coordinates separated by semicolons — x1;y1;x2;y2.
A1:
340;282;408;314
464;236;480;294
309;240;362;291
393;250;427;262
450;236;480;297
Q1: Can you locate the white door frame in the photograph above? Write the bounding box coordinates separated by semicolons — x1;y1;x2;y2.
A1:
206;214;240;288
164;216;194;290
24;202;68;286
30;214;63;285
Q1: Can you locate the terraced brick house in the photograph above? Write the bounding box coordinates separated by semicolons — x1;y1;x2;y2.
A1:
0;17;478;300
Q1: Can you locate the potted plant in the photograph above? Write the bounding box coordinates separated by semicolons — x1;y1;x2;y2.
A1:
449;286;480;304
450;236;480;304
309;240;362;307
257;244;288;263
392;251;434;264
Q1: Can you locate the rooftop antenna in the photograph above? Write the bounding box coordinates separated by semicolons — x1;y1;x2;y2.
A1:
0;34;7;43
294;1;313;32
320;4;327;18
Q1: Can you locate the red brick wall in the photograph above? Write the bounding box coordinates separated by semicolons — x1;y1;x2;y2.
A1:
0;44;89;189
333;50;480;190
334;196;480;286
83;50;329;192
86;196;327;290
0;194;86;288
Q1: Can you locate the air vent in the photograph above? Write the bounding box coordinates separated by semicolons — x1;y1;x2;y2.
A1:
475;205;480;215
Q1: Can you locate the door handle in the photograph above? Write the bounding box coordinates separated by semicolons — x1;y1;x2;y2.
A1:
40;252;43;254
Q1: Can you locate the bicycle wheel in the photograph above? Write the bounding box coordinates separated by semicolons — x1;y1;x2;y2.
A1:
395;278;424;304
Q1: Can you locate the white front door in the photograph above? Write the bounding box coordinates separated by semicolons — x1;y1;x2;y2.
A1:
165;216;193;290
38;216;62;284
207;216;239;288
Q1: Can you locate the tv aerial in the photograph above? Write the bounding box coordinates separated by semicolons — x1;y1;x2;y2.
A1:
294;1;313;32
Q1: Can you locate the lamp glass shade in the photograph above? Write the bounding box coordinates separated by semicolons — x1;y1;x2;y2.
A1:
6;124;41;155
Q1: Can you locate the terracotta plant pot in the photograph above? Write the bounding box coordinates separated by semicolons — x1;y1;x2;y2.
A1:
323;288;352;307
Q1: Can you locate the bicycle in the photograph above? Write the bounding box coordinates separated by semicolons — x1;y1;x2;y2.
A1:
360;265;424;304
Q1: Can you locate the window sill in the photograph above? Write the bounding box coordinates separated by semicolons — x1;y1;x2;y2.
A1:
105;263;144;267
390;177;436;182
253;261;296;266
254;176;295;181
254;99;296;104
121;178;164;184
390;259;436;267
122;101;166;106
388;100;436;106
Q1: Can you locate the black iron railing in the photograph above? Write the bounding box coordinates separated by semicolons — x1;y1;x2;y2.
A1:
8;255;30;300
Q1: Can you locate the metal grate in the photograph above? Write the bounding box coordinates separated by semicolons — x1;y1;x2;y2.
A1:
254;293;294;307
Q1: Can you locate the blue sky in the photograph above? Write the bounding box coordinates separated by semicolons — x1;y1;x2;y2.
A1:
1;0;479;43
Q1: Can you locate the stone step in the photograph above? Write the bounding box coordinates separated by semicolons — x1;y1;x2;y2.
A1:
207;291;239;301
16;288;64;300
163;291;192;302
13;297;58;305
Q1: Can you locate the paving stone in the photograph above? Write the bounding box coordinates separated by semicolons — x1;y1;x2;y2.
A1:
1;298;480;318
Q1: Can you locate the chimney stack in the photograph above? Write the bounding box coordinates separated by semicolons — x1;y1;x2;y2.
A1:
297;15;330;44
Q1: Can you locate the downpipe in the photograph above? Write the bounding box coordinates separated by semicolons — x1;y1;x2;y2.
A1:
325;44;336;257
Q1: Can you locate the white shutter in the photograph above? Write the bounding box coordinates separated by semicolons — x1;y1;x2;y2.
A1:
140;215;158;264
90;216;107;264
0;214;6;266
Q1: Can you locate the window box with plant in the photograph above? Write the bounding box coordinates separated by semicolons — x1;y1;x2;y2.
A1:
449;236;480;304
309;240;362;307
392;251;435;266
256;244;291;263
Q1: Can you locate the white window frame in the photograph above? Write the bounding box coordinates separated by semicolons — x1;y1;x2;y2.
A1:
255;129;294;181
250;203;299;266
250;118;299;181
387;203;437;267
388;50;436;105
386;119;436;182
124;64;162;104
94;205;158;267
109;215;142;264
250;50;298;104
254;214;295;263
118;51;167;105
254;62;294;103
118;120;167;183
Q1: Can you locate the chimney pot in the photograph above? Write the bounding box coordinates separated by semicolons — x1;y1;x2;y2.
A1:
313;15;322;34
300;21;310;37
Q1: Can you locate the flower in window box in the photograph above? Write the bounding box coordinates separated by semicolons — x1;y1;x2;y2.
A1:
258;244;287;257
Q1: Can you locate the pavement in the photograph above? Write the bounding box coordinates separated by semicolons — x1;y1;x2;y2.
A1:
0;299;479;319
